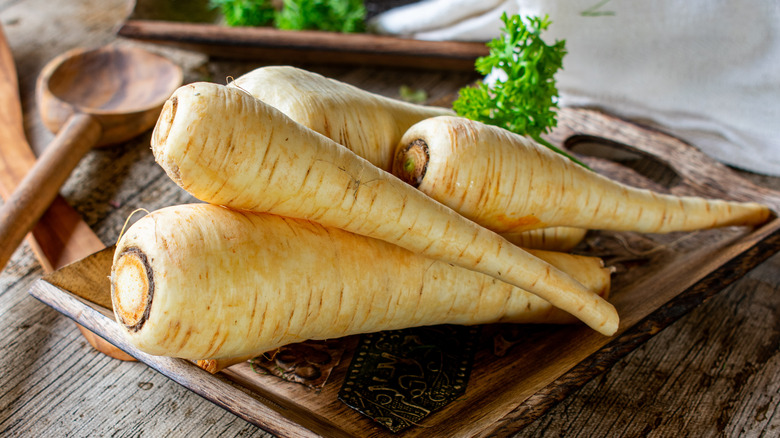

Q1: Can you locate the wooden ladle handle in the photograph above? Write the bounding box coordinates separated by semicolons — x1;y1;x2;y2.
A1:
0;112;101;271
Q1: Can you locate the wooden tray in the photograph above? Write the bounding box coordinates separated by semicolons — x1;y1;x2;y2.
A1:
27;108;780;437
118;0;489;70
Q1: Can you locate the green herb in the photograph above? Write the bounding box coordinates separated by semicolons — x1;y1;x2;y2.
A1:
276;0;366;33
210;0;276;27
399;85;428;104
453;13;585;167
581;0;615;17
211;0;366;32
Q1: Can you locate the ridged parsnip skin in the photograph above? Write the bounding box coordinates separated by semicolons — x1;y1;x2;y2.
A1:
228;66;454;171
502;227;588;252
110;204;611;360
151;82;618;335
393;116;772;234
227;68;591;255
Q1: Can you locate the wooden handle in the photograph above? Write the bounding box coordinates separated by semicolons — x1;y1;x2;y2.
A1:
0;112;101;271
548;108;780;209
1;26;133;361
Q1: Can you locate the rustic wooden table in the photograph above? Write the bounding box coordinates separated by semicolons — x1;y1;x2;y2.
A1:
1;1;779;437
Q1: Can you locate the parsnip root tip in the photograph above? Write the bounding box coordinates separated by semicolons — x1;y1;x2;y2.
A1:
393;139;429;188
196;359;219;374
111;248;154;332
602;311;618;336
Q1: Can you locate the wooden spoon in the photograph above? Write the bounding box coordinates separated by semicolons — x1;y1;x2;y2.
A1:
0;26;138;360
0;44;182;271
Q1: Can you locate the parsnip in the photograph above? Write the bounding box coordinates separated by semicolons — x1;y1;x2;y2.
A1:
228;68;591;252
228;66;453;171
111;204;611;361
393;116;772;234
151;82;618;335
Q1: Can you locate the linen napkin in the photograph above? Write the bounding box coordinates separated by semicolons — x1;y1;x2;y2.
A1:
369;0;780;177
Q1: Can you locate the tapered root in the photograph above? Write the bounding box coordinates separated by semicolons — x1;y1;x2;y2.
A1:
393;116;773;235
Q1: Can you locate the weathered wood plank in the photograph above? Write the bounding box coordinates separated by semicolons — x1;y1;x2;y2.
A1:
117;19;490;71
517;251;780;438
28;278;347;437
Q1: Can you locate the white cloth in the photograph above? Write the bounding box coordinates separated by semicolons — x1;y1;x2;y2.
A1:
369;0;780;176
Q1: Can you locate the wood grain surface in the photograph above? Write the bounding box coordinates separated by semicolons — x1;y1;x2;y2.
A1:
0;20;132;361
1;1;780;437
0;42;181;272
0;24;105;273
117;20;489;71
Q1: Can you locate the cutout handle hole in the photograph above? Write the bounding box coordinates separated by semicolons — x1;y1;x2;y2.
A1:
565;135;682;190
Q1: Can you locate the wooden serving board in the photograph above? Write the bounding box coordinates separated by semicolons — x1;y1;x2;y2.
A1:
27;108;780;437
117;0;489;70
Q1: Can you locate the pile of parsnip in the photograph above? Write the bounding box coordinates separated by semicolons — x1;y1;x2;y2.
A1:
110;66;772;372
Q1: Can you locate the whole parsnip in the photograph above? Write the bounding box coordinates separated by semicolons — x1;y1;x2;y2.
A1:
393;116;771;234
111;204;611;360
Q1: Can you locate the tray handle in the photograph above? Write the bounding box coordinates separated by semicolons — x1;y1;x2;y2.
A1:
547;108;780;210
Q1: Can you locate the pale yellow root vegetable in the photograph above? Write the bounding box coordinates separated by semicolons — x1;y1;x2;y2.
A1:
225;71;584;253
196;234;599;373
229;68;587;253
151;82;618;335
227;66;453;171
393;116;772;234
111;204;611;361
502;227;588;252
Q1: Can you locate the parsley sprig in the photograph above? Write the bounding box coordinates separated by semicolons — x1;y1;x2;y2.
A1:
210;0;276;27
453;13;584;166
277;0;366;33
210;0;365;33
